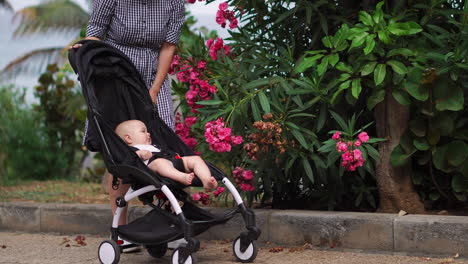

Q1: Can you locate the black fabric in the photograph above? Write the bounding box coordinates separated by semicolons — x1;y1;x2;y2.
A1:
68;40;226;187
118;202;236;244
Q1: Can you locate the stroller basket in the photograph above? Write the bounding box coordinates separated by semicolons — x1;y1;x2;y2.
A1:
68;40;261;264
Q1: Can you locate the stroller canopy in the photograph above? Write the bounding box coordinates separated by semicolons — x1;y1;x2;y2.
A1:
68;40;225;186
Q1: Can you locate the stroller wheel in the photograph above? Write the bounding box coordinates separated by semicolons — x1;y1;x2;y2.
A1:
232;236;258;263
146;243;168;258
98;240;121;264
171;247;197;264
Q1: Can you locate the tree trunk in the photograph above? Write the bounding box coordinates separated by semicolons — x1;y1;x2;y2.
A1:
374;86;425;213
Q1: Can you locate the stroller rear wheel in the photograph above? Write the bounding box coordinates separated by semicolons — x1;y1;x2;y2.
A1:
146;243;168;258
98;240;121;264
171;247;197;264
232;236;258;263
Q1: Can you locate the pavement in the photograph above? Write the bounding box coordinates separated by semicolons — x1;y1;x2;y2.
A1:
1;232;467;264
1;202;468;259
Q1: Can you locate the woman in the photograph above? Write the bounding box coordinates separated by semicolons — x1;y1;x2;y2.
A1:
72;0;185;251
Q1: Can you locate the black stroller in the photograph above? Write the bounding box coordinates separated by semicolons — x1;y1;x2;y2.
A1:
68;40;261;264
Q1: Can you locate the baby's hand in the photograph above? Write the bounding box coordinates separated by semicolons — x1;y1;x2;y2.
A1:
136;150;152;160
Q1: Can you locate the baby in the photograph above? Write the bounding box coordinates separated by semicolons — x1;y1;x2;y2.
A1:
115;120;218;191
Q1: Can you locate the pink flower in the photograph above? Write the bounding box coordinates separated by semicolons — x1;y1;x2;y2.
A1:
242;170;254;180
354;140;362;147
229;17;238;29
185;116;198;127
213;187;225;197
197;60;206;70
186;0;196;3
336;141;348;153
192;193;201;201
216;10;227;26
332;131;341;140
219;2;228;10
206;38;214;48
358;132;369;142
231;135;243;145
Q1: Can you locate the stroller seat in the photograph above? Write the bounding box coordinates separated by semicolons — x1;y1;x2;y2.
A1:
68;39;261;264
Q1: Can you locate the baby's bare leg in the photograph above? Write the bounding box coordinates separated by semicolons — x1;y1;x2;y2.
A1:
148;158;194;185
181;156;218;191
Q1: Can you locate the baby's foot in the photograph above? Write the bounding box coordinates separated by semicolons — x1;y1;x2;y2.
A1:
203;177;218;191
175;172;194;185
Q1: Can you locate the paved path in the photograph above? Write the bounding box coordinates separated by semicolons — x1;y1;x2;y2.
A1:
0;232;466;264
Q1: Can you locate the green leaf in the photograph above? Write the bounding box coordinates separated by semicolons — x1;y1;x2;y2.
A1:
359;11;374;26
392;89;411;105
330;111;349;132
429;192;440;201
322;36;333;48
295;55;323;73
349;31;369;49
409;119;426;137
388;22;423;36
364;144;380;162
390;145;416;167
336;62;353;73
367;89;385;110
377;30;391;44
361;61;377;76
433;144;450;172
452;174;468;193
316;104;327;133
373;2;384;23
433;78;464;111
291;129;309;149
196;100;224;105
244;78;271;90
413;138;430;151
387;60;408;75
363;35;376;55
302;157;314;183
374;64;387;86
257;91;270;113
447;141;468;167
387;48;415;57
250;98;261;121
351;78;362;98
327;53;339;67
317;56;329;76
405;81;428;101
327;151;341;167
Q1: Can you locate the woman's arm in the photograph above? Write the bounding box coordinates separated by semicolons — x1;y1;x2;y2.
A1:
149;42;177;103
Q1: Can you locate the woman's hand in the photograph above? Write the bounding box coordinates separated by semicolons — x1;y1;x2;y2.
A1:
67;37;100;50
149;86;159;104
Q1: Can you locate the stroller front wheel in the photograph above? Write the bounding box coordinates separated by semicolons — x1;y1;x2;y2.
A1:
171;247;197;264
98;240;121;264
232;236;258;263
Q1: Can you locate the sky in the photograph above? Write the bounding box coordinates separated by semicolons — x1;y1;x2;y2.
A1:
0;0;229;97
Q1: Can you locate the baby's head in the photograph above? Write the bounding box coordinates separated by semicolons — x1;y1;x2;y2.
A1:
115;120;151;146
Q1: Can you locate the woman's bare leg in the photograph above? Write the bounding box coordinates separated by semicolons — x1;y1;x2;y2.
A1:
181;156;218;191
107;171;130;226
148;159;194;185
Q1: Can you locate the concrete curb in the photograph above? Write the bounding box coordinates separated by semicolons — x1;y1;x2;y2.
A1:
1;202;467;256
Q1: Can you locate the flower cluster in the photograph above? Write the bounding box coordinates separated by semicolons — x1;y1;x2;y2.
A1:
332;131;369;171
232;167;255;192
169;55;217;113
243;113;286;161
191;192;210;205
213;187;225;198
204;118;243;153
216;2;238;29
206;37;231;61
191;187;225;205
175;113;198;151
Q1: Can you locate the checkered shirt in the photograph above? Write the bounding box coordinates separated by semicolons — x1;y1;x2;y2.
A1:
86;0;185;130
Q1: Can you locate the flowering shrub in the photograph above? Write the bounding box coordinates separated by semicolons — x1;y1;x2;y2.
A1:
232;167;255;192
332;131;370;171
206;37;231;61
204;117;243;153
175;113;198;151
191;187;225;205
216;2;238;29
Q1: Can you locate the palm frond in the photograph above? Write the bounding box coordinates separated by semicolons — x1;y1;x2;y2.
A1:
0;0;13;11
13;0;89;37
0;47;67;81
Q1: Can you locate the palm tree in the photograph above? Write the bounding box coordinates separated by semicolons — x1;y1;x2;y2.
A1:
0;0;13;11
0;0;90;79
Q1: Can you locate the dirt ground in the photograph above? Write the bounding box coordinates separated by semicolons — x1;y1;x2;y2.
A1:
0;232;466;264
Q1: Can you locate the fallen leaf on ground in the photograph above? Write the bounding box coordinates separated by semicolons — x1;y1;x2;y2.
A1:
223;249;229;253
289;243;313;253
453;253;459;258
265;241;271;245
418;257;431;261
65;244;70;247
60;237;71;246
398;210;408;216
75;235;87;246
1;245;6;249
269;247;284;253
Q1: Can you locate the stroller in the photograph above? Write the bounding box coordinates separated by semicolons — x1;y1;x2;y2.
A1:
68;40;261;264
